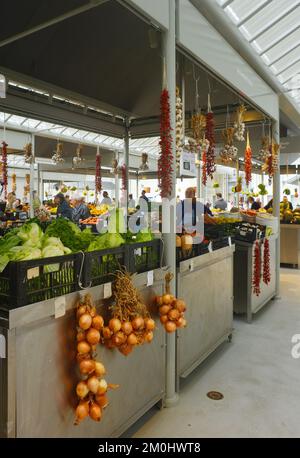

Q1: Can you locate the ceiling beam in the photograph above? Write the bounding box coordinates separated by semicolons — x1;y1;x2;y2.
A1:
0;0;110;49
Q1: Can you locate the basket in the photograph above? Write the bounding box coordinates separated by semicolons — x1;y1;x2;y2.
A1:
125;239;162;274
0;253;82;310
82;246;126;288
212;237;230;251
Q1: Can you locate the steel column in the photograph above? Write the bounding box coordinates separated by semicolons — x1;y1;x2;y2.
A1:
273;117;281;297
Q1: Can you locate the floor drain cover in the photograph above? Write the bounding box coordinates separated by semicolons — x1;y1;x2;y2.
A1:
207;391;224;400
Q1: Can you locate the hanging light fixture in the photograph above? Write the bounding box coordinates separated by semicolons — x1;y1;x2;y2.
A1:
73;144;84;166
52;141;65;164
139;152;149;171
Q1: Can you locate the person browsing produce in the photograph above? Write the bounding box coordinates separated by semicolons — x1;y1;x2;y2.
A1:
214;193;227;211
54;193;73;220
101;191;112;205
72;195;90;223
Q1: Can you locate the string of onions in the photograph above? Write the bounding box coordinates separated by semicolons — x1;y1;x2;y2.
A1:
103;269;155;356
75;293;119;424
156;272;187;333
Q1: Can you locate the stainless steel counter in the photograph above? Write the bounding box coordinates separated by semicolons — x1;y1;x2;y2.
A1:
0;269;166;438
280;224;300;268
177;246;234;381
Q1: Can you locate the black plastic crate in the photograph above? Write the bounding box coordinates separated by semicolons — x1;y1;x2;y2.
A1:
82;246;126;288
212;237;230;251
176;242;209;265
125;239;162;274
0;253;82;309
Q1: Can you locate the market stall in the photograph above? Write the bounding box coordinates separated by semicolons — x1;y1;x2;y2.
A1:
0;0;281;439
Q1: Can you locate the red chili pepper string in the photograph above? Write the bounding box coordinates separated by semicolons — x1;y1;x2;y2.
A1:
158;89;173;198
253;240;261;296
263;238;271;285
1;141;8;199
267;144;273;185
205;112;216;180
202;147;207;186
121;164;127;191
95;152;102;194
245;145;252;186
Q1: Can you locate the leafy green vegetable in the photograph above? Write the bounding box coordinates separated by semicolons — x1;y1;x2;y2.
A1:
18;222;43;245
45;218;94;252
87;232;125;251
108;208;125;234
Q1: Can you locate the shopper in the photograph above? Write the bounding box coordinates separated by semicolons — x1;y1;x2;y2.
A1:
54;193;73;220
281;195;293;210
72;195;90;223
177;187;212;234
6;192;16;211
13;198;23;211
214;193;227;210
101;191;112;205
248;196;260;211
128;194;136;208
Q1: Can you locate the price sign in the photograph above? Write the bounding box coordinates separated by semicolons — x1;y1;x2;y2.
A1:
147;270;154;286
104;282;112;299
54;296;66;319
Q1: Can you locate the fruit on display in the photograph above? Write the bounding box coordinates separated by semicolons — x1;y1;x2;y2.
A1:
156;272;187;333
89;204;110;216
104;269;155;355
74;293;118;425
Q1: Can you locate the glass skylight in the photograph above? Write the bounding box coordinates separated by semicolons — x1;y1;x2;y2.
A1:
216;0;300;110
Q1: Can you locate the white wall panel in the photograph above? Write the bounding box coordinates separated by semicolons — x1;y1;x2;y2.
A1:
178;0;279;119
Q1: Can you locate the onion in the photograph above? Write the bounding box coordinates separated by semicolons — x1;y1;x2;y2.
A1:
95;394;109;409
76;381;89;399
132;316;144;331
92;315;104;330
119;343;133;356
121;321;133;335
79;359;95;375
127;333;138;346
94;361;106;377
181;234;193;251
75;400;89;422
168;309;180;321
77;341;91;354
76;330;86;342
157;296;164;306
115;331;126;344
162;294;172;305
165;321;177;333
174;299;186;313
79;313;92;330
109;318;122;333
77;305;86;318
89;402;102;422
90;307;97;318
111;334;123;347
97;379;108;395
105;339;115;350
160;315;168;324
177;317;187;328
145;331;154;343
87;375;100;394
102;326;112;339
145;318;155;331
176;235;181;247
159;305;171;316
86;328;100;345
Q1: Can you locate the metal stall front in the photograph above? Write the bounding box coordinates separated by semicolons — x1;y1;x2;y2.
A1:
177;246;234;382
0;269;165;438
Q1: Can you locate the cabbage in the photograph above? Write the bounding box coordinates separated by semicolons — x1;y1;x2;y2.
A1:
87;232;124;252
42;246;65;258
107;208;125;234
23;239;42;249
17;223;43;245
9;246;42;261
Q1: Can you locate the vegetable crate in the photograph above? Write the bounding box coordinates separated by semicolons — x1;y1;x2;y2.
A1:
176;242;209;265
0;253;82;309
125;239;162;274
82;247;126;287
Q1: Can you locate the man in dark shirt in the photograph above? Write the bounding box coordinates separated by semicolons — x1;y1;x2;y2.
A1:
54;193;73;220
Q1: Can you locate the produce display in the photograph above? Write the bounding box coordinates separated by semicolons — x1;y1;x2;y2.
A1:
88;203;110;216
252;238;271;297
280;203;300;224
1;141;8;199
253;240;261;296
158;88;173;198
156;273;187;333
75;293;118;424
103;269;155;356
0;222;71;272
244;132;252;186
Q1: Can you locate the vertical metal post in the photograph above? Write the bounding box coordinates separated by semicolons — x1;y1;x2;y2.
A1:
114;152;119;204
273;117;281;298
136;171;139;201
163;0;178;408
29;134;35;218
124;117;130;210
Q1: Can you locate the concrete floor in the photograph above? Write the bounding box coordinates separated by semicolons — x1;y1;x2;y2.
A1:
128;268;300;438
